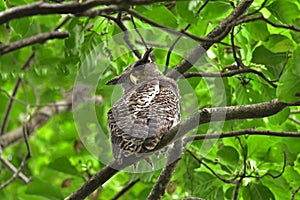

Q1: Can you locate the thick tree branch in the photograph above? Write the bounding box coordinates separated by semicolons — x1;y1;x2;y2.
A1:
66;98;298;199
0;31;69;56
0;0;176;25
147;141;182;200
155;98;293;150
167;0;254;79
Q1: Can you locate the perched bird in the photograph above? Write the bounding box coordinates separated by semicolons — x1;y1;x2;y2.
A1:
106;49;180;167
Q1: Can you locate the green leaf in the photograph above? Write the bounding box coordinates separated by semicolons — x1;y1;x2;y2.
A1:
135;5;178;28
201;1;231;20
225;186;235;199
245;20;270;41
252;45;287;66
217;146;239;167
0;25;8;43
48;157;79;176
243;182;275;200
290;46;300;75
268;107;290;125
275;47;300;102
26;179;64;200
264;34;295;53
0;0;7;11
65;18;84;57
175;1;198;24
10;17;31;37
267;0;299;24
291;19;300;43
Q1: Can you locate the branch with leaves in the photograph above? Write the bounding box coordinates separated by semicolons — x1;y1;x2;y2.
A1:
0;31;69;56
66;98;299;199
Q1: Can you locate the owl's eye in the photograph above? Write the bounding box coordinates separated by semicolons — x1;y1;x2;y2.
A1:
129;73;138;85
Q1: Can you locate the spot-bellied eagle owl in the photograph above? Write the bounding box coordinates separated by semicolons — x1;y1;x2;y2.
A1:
107;49;180;166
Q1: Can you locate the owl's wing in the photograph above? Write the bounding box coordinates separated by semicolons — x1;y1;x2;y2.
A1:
142;83;180;150
108;79;180;160
108;80;160;158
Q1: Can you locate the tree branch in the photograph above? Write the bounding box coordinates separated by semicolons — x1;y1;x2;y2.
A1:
66;98;298;199
0;86;102;149
0;52;36;136
237;15;300;32
111;178;140;200
167;0;254;79
0;0;176;25
184;129;300;145
155;98;293;150
147;141;182;200
0;30;69;56
183;67;277;88
0;155;31;185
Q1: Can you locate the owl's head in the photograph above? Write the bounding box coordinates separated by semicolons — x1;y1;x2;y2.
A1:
106;48;163;91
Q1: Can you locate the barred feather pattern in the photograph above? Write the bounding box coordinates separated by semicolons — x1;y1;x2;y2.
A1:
108;77;180;163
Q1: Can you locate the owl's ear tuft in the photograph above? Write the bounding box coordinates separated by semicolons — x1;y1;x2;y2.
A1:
135;48;153;66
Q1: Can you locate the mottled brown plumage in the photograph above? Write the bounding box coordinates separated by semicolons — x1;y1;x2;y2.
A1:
107;49;180;165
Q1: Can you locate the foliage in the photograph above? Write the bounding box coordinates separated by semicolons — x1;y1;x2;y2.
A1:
0;0;300;200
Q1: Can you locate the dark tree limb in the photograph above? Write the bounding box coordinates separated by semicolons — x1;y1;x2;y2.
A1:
0;0;176;25
168;0;254;79
0;31;69;56
147;141;182;200
155;98;295;151
66;98;299;199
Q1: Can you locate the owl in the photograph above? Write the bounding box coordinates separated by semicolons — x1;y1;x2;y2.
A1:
106;49;180;167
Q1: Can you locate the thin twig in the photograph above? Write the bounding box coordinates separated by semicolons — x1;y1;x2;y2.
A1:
246;0;268;16
291;110;300;114
111;178;140;200
184;129;300;145
128;9;226;44
237;15;300;32
246;152;286;179
292;186;300;200
164;0;210;74
186;149;239;184
101;14;141;59
289;117;300;125
183;67;277;88
0;52;36;136
0;30;69;56
0;155;31;185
